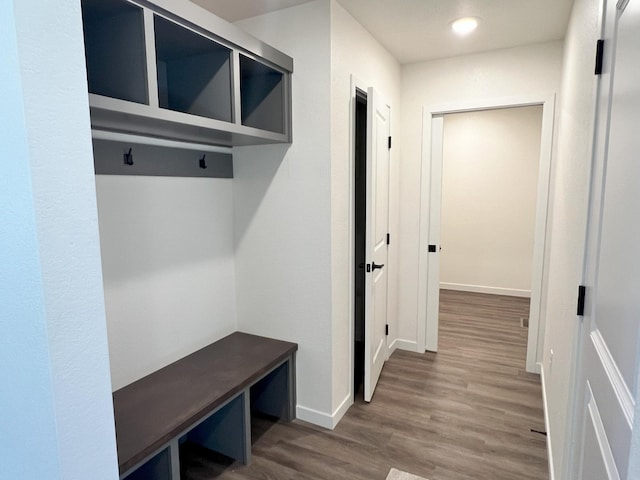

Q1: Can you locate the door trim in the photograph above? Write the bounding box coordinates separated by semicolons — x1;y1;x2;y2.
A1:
416;93;556;373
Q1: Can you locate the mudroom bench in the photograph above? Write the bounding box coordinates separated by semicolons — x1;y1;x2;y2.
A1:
113;332;297;479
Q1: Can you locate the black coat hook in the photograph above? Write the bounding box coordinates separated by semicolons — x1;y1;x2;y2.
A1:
199;154;207;169
123;148;134;166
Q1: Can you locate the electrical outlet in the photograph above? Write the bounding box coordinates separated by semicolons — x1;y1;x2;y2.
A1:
549;348;554;373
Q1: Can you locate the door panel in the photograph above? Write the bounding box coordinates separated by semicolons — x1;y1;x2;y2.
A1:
580;384;620;480
425;115;443;352
364;87;390;402
571;0;639;478
593;0;640;389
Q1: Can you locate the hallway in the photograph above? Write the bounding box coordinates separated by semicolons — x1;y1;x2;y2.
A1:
181;290;548;480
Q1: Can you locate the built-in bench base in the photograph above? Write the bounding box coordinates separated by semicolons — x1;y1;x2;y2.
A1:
113;332;297;479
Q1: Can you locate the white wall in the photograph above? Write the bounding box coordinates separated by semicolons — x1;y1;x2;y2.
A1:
96;175;237;390
540;0;601;477
398;41;564;346
0;0;118;478
440;106;542;297
329;0;401;420
234;0;401;427
233;0;334;426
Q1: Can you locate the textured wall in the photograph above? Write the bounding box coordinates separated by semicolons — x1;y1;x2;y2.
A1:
540;0;604;477
234;0;335;426
96;175;237;390
440;106;542;296
1;0;118;478
398;41;563;346
330;0;402;420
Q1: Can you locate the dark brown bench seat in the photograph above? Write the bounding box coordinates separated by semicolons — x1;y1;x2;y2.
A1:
113;332;297;479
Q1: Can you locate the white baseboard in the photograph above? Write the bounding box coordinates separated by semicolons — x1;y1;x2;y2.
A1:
539;362;555;480
296;405;333;429
296;392;353;430
388;337;399;356
392;338;419;353
331;393;352;428
440;282;531;298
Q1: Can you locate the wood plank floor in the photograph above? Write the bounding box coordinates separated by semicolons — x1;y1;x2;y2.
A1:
182;290;548;480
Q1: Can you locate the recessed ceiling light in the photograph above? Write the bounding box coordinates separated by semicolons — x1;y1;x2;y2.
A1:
451;17;479;36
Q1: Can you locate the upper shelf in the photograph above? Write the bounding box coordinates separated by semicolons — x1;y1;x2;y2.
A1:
81;0;293;147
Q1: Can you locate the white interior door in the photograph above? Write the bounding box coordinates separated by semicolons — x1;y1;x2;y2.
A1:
571;1;640;478
364;87;390;402
425;115;444;352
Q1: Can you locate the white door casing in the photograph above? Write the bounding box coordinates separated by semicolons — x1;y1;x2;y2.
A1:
364;87;390;402
417;95;555;371
569;0;640;478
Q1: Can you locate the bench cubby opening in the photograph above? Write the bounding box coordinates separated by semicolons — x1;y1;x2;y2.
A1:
81;0;148;105
123;448;172;480
178;441;234;479
183;393;249;465
154;15;233;122
240;55;285;134
250;360;291;420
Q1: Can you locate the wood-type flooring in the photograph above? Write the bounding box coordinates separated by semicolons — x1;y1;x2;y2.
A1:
181;289;549;480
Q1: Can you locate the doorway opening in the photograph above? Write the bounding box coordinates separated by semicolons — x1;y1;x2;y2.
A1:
439;105;542;333
417;94;556;373
353;88;367;400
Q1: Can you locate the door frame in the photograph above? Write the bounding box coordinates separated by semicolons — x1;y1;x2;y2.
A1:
348;74;368;404
416;93;556;373
349;75;394;403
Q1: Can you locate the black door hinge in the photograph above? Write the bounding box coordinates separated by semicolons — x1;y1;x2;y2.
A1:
388;136;392;149
577;285;586;316
385;324;389;336
386;233;391;245
595;39;604;75
366;263;371;273
428;244;437;253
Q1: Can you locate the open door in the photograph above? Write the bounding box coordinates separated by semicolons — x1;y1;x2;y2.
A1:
364;87;390;402
425;115;444;352
570;0;639;477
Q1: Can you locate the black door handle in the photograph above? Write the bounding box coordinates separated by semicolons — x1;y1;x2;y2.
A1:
372;262;385;271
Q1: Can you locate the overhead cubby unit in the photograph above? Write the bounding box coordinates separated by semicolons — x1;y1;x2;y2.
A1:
240;55;285;134
81;0;148;105
81;0;293;148
154;15;232;123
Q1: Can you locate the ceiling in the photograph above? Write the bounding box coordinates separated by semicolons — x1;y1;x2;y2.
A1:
190;0;315;23
191;0;574;64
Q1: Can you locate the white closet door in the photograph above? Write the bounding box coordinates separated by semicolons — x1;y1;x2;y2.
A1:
364;87;390;402
571;1;640;478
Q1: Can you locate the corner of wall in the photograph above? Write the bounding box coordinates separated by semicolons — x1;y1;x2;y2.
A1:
539;362;557;480
297;391;352;430
7;1;119;477
234;0;335;425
